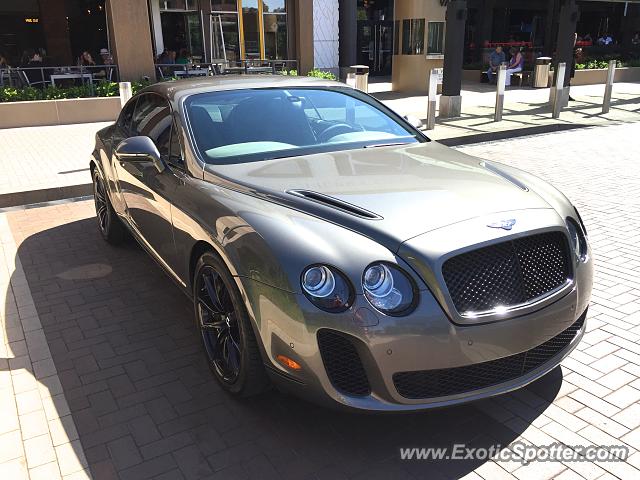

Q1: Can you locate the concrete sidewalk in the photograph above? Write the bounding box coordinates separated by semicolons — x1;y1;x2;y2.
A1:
0;123;111;208
373;81;640;144
0;81;638;208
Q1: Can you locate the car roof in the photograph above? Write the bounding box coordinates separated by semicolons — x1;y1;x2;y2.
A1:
140;75;346;104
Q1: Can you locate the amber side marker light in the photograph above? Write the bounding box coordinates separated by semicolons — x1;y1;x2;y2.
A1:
276;355;302;370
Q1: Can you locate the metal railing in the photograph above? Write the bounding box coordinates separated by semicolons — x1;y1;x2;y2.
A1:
0;65;120;92
154;59;298;81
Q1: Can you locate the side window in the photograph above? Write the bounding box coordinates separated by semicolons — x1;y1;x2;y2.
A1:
117;98;137;134
131;93;173;161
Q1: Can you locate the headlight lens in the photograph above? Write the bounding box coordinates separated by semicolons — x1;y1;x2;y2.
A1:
363;263;416;315
301;265;353;312
566;217;588;262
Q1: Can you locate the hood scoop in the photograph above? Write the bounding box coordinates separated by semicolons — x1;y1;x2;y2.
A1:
286;189;383;220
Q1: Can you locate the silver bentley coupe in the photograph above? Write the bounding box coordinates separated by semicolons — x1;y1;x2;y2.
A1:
90;76;592;411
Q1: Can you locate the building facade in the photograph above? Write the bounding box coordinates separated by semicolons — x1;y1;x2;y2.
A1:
0;0;638;87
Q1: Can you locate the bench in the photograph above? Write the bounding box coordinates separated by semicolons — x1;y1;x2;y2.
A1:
511;71;532;87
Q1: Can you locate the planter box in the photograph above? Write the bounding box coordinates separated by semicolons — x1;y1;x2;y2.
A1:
569;66;640;86
0;96;121;129
462;69;483;82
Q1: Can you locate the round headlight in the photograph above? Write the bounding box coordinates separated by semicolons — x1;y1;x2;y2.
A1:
363;263;416;315
566;218;588;262
301;265;353;312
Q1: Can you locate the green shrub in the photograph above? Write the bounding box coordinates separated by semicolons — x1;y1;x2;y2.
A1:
307;69;337;80
575;59;623;70
0;79;156;103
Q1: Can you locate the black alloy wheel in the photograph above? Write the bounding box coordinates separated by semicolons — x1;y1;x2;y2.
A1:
92;168;125;244
193;252;269;396
197;265;242;383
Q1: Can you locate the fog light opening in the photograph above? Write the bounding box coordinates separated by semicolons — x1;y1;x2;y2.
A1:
276;354;302;371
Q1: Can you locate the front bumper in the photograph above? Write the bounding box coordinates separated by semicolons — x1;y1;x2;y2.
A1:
240;273;589;412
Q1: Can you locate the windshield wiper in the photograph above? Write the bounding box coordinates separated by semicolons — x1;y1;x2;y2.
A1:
364;141;413;149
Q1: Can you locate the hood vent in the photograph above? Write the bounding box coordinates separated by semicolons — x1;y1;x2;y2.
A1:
481;161;529;192
286;190;382;220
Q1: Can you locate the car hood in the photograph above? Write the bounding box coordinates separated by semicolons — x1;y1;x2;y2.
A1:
204;142;552;251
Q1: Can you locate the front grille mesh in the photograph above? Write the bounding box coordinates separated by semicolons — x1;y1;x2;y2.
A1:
317;329;370;396
442;231;572;315
393;311;585;399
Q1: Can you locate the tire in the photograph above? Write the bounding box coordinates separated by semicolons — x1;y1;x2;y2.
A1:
92;167;126;245
193;251;269;397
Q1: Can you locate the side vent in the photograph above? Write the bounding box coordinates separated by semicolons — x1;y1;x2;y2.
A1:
287;190;382;220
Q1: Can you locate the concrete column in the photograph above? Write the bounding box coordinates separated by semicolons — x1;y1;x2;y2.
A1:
293;0;314;74
200;0;212;63
106;0;156;81
339;0;357;79
149;0;165;57
440;0;467;118
543;0;558;56
554;0;578;89
39;0;73;64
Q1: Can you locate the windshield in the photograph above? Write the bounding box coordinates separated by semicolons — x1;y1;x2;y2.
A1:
184;87;423;164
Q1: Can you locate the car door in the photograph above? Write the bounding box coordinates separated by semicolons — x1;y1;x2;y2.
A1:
112;93;179;276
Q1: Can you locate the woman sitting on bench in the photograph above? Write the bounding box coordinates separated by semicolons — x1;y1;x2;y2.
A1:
505;47;524;86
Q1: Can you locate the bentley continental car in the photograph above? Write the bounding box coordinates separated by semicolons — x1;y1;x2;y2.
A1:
90;76;592;411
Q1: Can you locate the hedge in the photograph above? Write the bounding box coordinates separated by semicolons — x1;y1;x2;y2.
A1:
0;80;151;103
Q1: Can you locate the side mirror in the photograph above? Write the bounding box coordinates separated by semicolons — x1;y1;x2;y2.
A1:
115;136;165;173
404;115;424;130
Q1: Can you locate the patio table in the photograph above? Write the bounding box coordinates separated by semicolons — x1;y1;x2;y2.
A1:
50;73;94;87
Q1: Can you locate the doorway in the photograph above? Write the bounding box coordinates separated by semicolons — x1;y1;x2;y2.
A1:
357;21;394;75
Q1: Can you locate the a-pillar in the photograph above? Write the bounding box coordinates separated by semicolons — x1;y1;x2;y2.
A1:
440;0;467;118
106;0;156;81
338;0;357;80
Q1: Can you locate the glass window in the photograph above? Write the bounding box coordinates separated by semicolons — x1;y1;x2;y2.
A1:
263;13;287;60
185;88;422;164
262;0;286;13
211;0;238;11
211;13;241;62
242;0;260;59
132;94;172;145
427;22;444;55
402;19;425;55
117;98;138;133
161;0;197;11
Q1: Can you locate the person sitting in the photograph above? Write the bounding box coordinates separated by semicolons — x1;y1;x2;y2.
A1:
598;33;613;46
21;49;50;87
78;50;96;68
505;47;524;87
486;46;505;83
176;49;190;65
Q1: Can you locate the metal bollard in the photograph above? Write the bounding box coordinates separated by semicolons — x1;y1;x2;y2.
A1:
426;68;439;130
552;62;566;119
119;82;132;107
494;64;506;122
602;60;616;114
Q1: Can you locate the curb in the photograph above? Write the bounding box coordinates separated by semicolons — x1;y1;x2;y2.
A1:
435;123;588;147
0;184;93;209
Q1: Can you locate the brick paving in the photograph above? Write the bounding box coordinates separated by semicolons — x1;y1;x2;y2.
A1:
0;122;639;479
